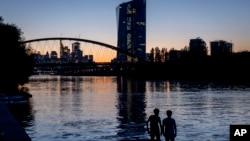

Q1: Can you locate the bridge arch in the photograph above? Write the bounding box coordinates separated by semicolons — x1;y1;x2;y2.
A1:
21;37;140;61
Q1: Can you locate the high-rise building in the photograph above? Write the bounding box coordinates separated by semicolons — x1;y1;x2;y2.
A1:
189;37;208;58
116;0;146;63
210;40;233;57
72;42;80;53
71;42;83;63
60;40;70;63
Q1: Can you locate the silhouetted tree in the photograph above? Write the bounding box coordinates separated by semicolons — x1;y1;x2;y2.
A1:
160;48;168;62
148;48;154;62
0;17;34;95
154;47;161;62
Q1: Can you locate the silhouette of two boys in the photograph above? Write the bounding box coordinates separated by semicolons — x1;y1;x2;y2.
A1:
146;109;177;141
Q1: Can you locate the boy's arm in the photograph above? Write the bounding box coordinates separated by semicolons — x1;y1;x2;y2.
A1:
161;124;164;135
161;119;164;135
146;117;150;133
174;120;177;137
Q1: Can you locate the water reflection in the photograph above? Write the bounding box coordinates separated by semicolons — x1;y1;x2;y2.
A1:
116;76;147;140
58;76;83;116
15;76;250;141
8;98;34;129
146;80;250;141
148;80;171;92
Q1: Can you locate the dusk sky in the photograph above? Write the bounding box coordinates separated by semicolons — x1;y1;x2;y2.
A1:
1;0;250;54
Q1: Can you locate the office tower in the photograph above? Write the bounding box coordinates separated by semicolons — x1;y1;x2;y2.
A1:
189;37;208;58
116;0;146;63
210;40;233;57
60;40;70;63
71;42;83;63
72;42;80;53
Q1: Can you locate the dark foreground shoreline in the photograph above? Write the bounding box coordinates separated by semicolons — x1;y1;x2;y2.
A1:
0;102;31;141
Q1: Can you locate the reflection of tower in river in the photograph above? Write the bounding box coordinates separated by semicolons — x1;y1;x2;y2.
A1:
116;76;147;139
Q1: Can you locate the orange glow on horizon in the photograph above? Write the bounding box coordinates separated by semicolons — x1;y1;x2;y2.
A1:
27;39;250;63
27;40;116;63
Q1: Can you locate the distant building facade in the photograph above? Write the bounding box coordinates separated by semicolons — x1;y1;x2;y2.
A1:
116;0;146;63
189;37;208;58
60;40;71;63
34;41;93;64
210;40;233;57
50;51;58;63
71;42;83;63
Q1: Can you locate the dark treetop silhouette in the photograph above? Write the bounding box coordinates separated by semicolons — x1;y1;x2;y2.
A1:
0;17;34;95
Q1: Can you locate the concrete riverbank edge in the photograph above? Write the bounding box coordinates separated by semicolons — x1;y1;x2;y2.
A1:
0;102;31;141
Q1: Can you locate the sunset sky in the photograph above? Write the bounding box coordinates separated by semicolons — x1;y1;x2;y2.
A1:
1;0;250;54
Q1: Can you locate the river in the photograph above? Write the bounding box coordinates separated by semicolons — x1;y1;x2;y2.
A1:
11;75;250;141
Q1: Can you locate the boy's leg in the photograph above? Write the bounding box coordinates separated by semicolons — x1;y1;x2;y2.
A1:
150;132;155;140
164;136;170;141
156;134;161;141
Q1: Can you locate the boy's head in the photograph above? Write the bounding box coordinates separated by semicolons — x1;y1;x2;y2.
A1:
166;110;172;117
154;108;159;115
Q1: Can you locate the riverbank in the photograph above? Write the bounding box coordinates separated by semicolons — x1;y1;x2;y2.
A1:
0;102;31;141
35;58;250;82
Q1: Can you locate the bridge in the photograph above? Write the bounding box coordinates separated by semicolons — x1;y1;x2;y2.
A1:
21;37;142;62
20;37;143;75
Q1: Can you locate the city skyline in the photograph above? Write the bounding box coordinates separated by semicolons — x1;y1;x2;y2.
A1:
1;0;250;55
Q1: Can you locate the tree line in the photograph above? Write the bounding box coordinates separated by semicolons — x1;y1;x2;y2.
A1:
0;17;34;95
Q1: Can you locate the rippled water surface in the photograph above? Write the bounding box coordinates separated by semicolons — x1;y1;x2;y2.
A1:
16;75;250;141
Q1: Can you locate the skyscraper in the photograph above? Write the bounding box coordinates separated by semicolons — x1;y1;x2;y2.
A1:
189;37;208;58
116;0;146;63
210;40;233;57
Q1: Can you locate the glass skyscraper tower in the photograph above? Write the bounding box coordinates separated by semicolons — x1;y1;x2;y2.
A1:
116;0;146;63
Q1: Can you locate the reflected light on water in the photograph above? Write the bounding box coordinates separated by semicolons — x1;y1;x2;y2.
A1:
16;76;250;141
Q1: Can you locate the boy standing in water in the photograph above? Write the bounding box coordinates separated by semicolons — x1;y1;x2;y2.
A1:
146;108;162;141
162;110;177;141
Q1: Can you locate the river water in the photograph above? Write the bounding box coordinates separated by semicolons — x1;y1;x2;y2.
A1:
13;75;250;141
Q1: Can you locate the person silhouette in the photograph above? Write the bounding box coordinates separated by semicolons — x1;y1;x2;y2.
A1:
162;110;177;141
146;108;162;141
